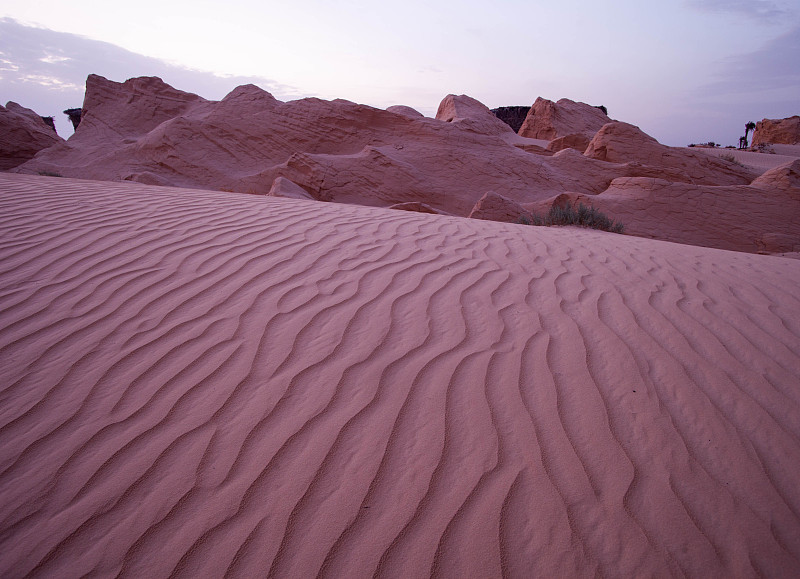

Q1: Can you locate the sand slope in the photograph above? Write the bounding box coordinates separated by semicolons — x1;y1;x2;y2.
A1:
1;174;799;577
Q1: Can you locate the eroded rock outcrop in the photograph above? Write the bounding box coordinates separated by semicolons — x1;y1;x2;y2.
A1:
0;102;62;170
12;75;799;254
547;133;592;153
435;94;515;136
17;76;618;216
750;159;800;193
518;97;611;140
564;176;800;253
584;122;758;185
468;191;529;223
267;176;315;200
386;105;424;118
752;116;800;146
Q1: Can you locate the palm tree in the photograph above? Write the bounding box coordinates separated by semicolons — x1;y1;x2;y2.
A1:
743;121;756;148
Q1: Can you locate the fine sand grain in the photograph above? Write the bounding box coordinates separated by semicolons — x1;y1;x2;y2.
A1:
1;173;799;577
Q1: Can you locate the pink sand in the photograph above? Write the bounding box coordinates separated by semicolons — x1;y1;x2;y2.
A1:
1;173;799;577
692;144;800;172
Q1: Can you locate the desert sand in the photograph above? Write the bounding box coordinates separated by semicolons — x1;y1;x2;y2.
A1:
693;144;800;172
1;172;799;577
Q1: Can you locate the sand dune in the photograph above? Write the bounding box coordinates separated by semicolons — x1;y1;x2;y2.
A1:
1;173;799;577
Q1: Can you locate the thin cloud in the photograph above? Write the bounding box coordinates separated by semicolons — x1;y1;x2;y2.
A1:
0;18;306;135
703;25;800;94
39;53;71;64
684;0;794;22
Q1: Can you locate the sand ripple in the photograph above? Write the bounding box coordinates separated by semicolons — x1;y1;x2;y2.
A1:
1;174;799;577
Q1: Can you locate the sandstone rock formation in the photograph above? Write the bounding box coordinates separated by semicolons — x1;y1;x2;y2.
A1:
385;105;424;118
561;172;799;253
10;74;799;255
267;176;315;200
0;102;63;170
13;77;619;217
752;116;800;146
750;159;800;193
584;122;758;185
434;94;515;136
547;133;592;153
490;106;530;133
518;97;611;140
468;191;529;223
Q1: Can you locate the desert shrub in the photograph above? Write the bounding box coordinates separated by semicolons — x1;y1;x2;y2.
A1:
37;170;63;177
521;201;623;233
548;202;624;233
517;213;543;226
719;153;744;167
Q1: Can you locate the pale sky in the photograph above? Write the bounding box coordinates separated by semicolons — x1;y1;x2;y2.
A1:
1;0;798;145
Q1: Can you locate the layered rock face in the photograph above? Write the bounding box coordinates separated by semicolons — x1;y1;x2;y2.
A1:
518;97;611;140
752;116;800;146
0;102;63;170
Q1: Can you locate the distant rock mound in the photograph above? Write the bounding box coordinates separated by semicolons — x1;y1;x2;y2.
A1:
584;122;758;186
518;97;611;140
566;176;800;254
752;116;800;146
0;102;63;170
750;159;800;193
386;105;424;118
490;106;530;133
267;176;315;200
81;74;208;140
17;77;602;216
435;94;515;136
547;133;592;153
468;191;529;223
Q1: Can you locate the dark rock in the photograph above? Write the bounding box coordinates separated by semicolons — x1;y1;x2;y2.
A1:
490;106;530;133
63;108;82;130
41;116;57;132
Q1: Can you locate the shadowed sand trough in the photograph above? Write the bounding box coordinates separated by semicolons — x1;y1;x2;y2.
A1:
1;173;799;577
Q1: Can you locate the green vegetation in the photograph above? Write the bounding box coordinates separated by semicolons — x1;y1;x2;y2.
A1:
37;170;63;177
519;201;624;234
